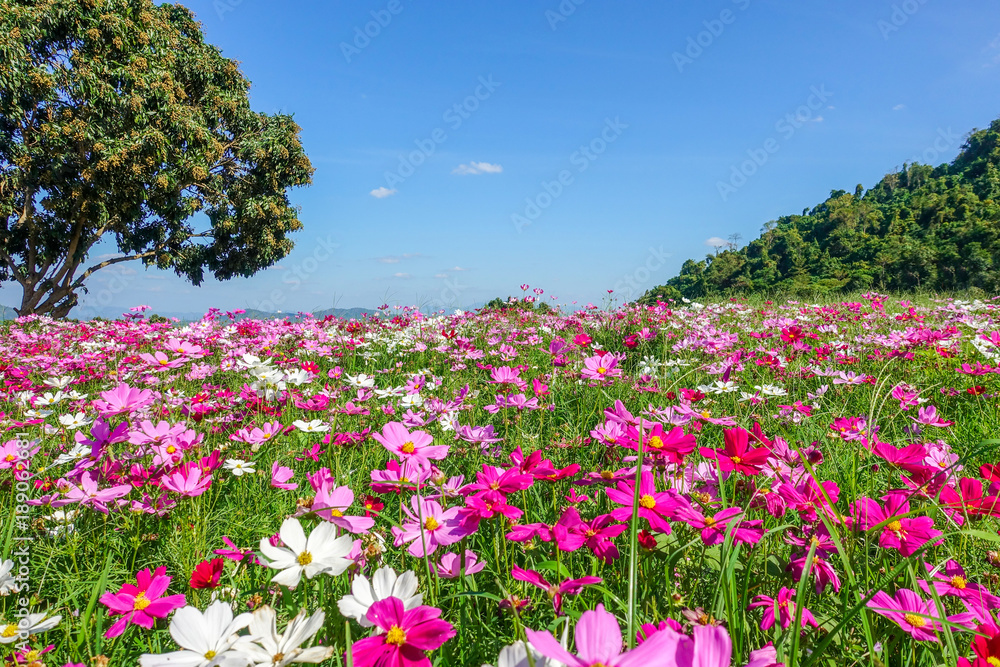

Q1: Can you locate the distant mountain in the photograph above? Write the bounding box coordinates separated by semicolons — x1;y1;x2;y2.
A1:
0;304;379;323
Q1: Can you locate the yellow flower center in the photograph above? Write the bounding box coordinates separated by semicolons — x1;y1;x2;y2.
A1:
703;516;716;527
385;625;407;646
904;613;927;628
297;551;313;566
950;576;967;590
639;495;657;509
886;520;903;533
424;517;440;531
731;456;742;464
401;441;415;454
596;367;607;374
988;658;1000;667
700;411;712;419
133;592;152;610
692;492;711;504
3;455;14;462
166;445;176;454
648;436;664;449
1;624;17;638
600;470;614;479
329;509;344;517
204;650;217;660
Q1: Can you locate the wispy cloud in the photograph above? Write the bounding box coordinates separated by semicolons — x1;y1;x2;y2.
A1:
370;186;398;198
705;236;728;248
376;253;424;264
892;103;906;111
449;266;469;271
392;272;411;279
452;161;503;175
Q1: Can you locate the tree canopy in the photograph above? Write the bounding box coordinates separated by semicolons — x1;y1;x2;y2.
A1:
640;117;1000;303
0;0;314;317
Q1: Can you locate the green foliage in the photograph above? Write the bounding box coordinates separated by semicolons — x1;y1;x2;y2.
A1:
0;0;314;317
640;117;1000;303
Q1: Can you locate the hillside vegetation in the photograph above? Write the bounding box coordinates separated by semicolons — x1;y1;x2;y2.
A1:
641;117;1000;302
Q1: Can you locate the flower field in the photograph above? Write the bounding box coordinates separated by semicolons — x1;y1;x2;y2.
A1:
3;293;1000;666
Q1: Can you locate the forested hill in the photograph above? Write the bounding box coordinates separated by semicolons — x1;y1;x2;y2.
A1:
640;116;1000;302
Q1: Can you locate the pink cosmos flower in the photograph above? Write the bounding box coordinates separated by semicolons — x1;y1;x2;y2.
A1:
525;603;691;667
311;482;375;533
552;508;626;563
511;565;601;614
912;405;953;428
92;383;155;416
852;492;943;557
621;423;696;464
867;588;975;641
391;497;472;557
581;352;624;383
351;597;455;667
672;505;764;545
99;566;186;638
270;462;298;490
604;471;677;533
373;422;450;465
918;560;1000;615
436;550;486;579
461;465;534;500
160;462;213;497
787;553;841;594
749;587;819;630
699;427;772;476
371;458;432;494
48;471;131;514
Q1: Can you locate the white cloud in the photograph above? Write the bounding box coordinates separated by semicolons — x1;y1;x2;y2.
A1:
370;187;397;198
449;266;469;271
377;253;424;264
892;104;906;111
392;272;411;279
452;161;503;175
433;273;448;279
705;237;728;248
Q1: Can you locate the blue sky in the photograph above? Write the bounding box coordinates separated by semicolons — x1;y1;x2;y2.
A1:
5;0;1000;316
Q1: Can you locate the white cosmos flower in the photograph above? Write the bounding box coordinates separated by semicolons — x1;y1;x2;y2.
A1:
35;391;66;406
400;393;423;408
345;373;375;388
44;376;72;389
224;459;256;477
58;412;92;429
292;419;329;434
138;601;253;667
337;567;422;628
0;560;15;596
259;518;353;589
24;409;52;419
244;606;333;667
0;612;62;643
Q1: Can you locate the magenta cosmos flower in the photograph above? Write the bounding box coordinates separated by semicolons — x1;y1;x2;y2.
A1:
525;604;693;667
512;565;601;614
867;588;975;641
99;566;186;638
351;597;455;667
749;587;819;631
852;492;943;557
699;427;772;476
373;422;450;465
391;497;471;557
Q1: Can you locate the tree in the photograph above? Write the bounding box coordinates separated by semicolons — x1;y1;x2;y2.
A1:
0;0;314;317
